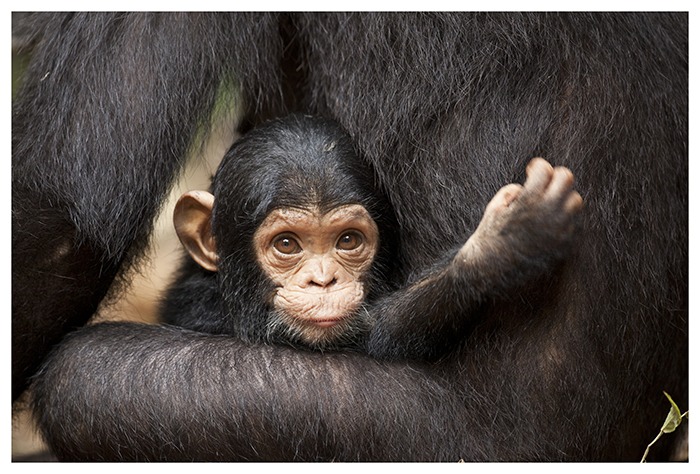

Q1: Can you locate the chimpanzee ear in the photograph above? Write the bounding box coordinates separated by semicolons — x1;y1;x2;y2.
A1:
173;190;218;272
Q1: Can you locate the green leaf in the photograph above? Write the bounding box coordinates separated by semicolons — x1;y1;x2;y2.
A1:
661;392;682;434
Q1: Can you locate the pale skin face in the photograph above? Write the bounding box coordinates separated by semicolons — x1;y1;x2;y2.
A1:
173;193;379;347
253;204;379;345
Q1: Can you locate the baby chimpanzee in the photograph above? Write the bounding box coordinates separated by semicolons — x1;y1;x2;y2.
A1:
160;114;582;360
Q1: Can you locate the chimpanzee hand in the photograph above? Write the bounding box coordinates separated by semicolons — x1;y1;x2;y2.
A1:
456;158;583;291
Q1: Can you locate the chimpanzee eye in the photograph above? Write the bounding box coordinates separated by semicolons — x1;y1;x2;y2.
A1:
273;235;301;254
336;231;363;251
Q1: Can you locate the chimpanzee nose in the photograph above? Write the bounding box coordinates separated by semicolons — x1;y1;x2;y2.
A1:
304;258;340;289
311;274;337;287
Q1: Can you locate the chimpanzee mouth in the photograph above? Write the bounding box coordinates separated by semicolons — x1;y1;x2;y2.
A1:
297;314;348;328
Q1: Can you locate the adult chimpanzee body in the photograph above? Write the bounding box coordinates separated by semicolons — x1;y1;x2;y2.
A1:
161;114;581;357
14;13;687;461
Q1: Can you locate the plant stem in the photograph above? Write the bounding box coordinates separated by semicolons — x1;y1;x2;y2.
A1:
640;430;664;463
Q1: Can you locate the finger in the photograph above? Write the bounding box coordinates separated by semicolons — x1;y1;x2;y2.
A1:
544;166;575;201
483;183;523;215
564;190;583;214
522;158;554;196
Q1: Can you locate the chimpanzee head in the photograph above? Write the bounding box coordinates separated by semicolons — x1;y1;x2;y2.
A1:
173;114;399;349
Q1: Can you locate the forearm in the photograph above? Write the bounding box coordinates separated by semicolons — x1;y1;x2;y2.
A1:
30;322;467;461
366;248;488;361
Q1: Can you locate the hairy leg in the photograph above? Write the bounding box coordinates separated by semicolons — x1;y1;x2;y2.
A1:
11;12;284;398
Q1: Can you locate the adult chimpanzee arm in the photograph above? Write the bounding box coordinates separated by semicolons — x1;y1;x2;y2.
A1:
31;322;478;462
367;159;582;361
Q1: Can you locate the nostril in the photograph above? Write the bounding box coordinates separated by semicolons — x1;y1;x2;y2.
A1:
311;277;337;288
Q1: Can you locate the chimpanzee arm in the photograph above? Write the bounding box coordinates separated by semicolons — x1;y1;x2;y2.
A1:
367;159;582;360
30;322;480;462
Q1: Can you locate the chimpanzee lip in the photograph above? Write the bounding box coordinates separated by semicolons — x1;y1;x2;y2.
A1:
300;316;345;326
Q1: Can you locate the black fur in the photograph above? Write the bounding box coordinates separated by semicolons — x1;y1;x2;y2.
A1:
12;12;287;399
16;13;687;461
